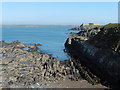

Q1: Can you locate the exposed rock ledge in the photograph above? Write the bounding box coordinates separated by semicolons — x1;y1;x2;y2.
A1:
0;40;107;88
0;41;80;88
65;23;120;88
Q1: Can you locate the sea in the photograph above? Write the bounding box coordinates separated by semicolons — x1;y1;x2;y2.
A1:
2;26;79;61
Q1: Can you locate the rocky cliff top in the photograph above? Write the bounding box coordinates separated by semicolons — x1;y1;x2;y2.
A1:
89;23;120;53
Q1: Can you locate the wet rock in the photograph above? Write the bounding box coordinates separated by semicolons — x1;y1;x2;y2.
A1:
63;49;68;52
35;43;42;46
28;45;39;51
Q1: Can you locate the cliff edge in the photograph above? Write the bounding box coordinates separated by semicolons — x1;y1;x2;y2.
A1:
65;23;120;88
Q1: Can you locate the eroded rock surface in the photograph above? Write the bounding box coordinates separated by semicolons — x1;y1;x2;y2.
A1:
65;23;120;88
0;41;81;88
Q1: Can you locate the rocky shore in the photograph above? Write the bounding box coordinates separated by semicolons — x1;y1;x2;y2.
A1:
0;40;107;88
65;23;120;88
0;41;75;88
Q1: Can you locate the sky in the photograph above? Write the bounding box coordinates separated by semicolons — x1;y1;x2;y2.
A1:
1;2;118;25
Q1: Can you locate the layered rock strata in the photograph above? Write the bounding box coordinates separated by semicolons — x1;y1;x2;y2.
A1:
65;23;120;87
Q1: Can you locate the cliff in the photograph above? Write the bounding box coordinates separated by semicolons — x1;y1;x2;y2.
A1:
65;23;120;88
89;23;120;53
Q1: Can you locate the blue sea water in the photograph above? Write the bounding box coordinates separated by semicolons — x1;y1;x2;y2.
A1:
2;26;79;60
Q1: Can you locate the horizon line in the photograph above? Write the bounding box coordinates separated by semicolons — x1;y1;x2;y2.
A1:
1;22;119;26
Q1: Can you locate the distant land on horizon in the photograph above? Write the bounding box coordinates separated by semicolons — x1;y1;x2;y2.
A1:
1;25;76;28
1;23;119;28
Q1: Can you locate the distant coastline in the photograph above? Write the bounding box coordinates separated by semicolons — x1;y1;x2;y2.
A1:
1;25;76;28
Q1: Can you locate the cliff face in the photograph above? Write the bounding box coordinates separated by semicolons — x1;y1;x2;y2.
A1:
65;23;120;87
89;23;120;53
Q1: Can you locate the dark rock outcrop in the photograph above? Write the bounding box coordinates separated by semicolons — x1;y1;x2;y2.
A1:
65;23;120;88
89;23;120;53
77;27;101;38
69;24;101;39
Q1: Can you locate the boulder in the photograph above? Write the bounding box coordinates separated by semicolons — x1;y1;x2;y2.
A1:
16;43;26;48
35;43;42;46
28;45;38;51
